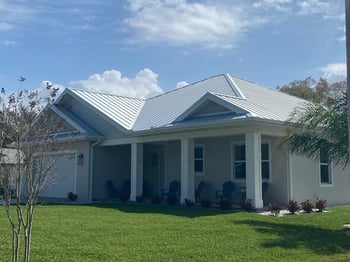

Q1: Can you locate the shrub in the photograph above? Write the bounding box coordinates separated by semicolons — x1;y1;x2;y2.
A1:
219;199;232;210
67;192;78;201
167;193;178;205
240;199;256;212
201;199;212;208
287;199;300;214
184;198;194;207
315;198;327;212
136;195;145;203
152;195;162;204
268;202;281;216
301;199;313;213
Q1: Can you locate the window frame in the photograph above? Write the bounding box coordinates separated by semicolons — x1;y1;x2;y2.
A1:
232;143;246;181
194;144;205;176
319;149;333;186
261;142;270;181
231;141;271;181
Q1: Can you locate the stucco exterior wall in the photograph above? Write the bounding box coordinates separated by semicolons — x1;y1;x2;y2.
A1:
194;136;233;202
163;141;181;189
267;138;289;205
291;154;350;205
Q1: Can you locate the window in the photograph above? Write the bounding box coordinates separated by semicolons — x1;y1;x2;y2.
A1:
194;145;204;174
320;149;332;184
233;143;269;179
261;143;270;179
234;144;246;179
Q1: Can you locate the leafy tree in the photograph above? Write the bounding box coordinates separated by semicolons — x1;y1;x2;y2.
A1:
284;90;349;168
0;80;65;262
278;77;346;107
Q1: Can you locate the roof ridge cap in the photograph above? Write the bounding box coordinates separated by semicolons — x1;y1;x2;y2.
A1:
68;88;145;101
224;74;246;99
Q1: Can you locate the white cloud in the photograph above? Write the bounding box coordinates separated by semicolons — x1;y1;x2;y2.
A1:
0;1;33;31
124;0;265;49
176;81;189;89
320;63;346;83
298;0;340;19
253;0;292;12
0;39;18;46
69;69;164;99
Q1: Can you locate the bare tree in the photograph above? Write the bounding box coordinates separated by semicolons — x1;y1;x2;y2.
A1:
0;80;64;262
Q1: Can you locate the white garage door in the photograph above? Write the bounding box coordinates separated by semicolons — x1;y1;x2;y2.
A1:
40;153;77;199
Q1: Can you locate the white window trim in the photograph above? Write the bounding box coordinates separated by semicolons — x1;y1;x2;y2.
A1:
261;140;271;182
319;160;333;187
194;144;205;176
231;141;271;182
231;142;246;182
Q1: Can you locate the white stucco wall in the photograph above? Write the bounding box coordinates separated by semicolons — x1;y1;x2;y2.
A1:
291;154;350;206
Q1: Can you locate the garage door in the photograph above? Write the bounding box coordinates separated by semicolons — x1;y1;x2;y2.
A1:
40;153;77;199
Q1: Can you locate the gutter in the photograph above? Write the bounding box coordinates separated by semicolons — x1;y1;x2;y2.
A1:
128;117;288;137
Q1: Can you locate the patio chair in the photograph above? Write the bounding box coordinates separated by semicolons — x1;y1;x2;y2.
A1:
215;181;235;203
195;180;206;203
161;180;181;202
105;180;118;199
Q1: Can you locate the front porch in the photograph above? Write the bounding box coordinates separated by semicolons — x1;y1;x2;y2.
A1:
92;130;290;208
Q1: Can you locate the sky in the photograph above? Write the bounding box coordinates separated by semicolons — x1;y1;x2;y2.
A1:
0;0;347;99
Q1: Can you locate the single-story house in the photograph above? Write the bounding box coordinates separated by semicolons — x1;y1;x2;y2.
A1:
40;73;350;208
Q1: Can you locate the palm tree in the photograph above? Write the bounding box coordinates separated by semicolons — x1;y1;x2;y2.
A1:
284;92;349;168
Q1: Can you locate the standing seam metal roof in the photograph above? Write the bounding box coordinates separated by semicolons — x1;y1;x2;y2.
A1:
68;89;145;130
132;74;242;131
60;74;306;133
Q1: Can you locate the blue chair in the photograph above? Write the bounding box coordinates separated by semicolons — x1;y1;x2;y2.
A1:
105;180;118;199
195;181;206;203
162;180;181;201
215;181;235;203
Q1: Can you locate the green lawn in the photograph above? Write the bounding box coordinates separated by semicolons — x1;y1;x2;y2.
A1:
1;204;350;261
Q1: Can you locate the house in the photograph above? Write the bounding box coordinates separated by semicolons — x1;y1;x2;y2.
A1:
41;73;350;208
0;148;18;197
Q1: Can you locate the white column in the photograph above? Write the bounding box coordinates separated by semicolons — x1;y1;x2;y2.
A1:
245;132;263;208
130;143;143;201
180;138;195;203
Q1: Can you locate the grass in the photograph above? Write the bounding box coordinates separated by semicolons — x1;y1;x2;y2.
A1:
1;204;350;261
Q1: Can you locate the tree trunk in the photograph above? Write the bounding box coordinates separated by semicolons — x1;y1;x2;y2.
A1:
12;229;20;262
24;204;34;262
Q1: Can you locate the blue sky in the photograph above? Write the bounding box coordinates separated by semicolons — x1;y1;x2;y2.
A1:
0;0;347;98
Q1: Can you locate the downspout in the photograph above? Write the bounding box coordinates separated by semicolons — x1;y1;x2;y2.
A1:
88;139;101;202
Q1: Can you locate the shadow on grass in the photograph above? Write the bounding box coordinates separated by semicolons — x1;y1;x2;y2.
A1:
41;201;240;218
236;219;350;255
90;202;240;218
